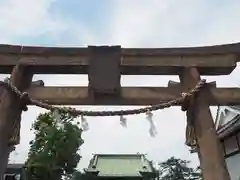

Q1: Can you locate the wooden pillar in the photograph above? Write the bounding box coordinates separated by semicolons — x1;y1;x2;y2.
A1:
179;67;230;180
0;65;33;179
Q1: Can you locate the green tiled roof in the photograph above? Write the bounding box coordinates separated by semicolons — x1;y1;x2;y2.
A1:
84;154;157;178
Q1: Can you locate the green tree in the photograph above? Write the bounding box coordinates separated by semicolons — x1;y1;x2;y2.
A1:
25;110;84;180
71;170;85;180
158;157;202;180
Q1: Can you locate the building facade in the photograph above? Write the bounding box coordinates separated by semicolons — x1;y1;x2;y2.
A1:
4;163;26;180
83;154;158;180
215;106;240;180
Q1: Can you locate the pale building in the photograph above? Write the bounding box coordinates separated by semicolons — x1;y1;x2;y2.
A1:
4;163;25;180
215;106;240;180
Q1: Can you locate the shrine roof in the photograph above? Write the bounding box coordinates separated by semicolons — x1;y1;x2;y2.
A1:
84;154;157;178
215;106;240;138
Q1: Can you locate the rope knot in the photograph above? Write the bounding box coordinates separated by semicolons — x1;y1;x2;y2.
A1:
181;92;190;111
20;92;29;111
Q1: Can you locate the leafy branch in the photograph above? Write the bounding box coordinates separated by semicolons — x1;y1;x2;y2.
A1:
25;111;84;180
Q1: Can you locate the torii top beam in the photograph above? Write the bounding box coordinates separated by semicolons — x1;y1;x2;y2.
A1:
0;43;239;75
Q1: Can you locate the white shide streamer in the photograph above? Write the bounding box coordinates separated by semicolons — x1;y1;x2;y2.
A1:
120;115;127;127
146;111;157;137
80;115;89;131
53;109;64;129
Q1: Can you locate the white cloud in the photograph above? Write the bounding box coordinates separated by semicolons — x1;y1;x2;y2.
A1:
108;0;240;47
0;0;96;45
3;0;240;170
108;0;207;47
199;2;240;45
0;0;57;42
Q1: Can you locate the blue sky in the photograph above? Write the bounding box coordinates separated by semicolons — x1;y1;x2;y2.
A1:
1;0;240;169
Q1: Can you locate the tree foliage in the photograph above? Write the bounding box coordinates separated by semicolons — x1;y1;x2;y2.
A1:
158;157;203;180
25;111;84;180
71;170;84;180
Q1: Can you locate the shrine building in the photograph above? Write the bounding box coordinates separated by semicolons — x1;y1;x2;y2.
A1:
215;105;240;180
83;154;158;180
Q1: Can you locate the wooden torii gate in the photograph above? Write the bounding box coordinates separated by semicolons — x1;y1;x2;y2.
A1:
0;43;240;180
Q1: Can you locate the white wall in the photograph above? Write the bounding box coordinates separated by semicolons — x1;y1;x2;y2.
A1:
226;153;240;180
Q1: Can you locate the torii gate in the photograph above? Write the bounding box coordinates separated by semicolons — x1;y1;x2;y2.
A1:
0;43;240;180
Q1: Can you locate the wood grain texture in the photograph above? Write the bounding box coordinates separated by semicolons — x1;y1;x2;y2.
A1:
26;86;240;106
0;43;239;75
179;67;230;180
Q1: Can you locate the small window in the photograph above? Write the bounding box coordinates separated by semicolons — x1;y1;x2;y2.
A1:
224;136;239;155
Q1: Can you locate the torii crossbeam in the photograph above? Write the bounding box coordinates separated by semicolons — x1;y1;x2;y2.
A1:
1;43;240;180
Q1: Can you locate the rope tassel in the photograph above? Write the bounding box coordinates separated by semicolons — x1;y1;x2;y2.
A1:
185;101;197;148
185;124;196;147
